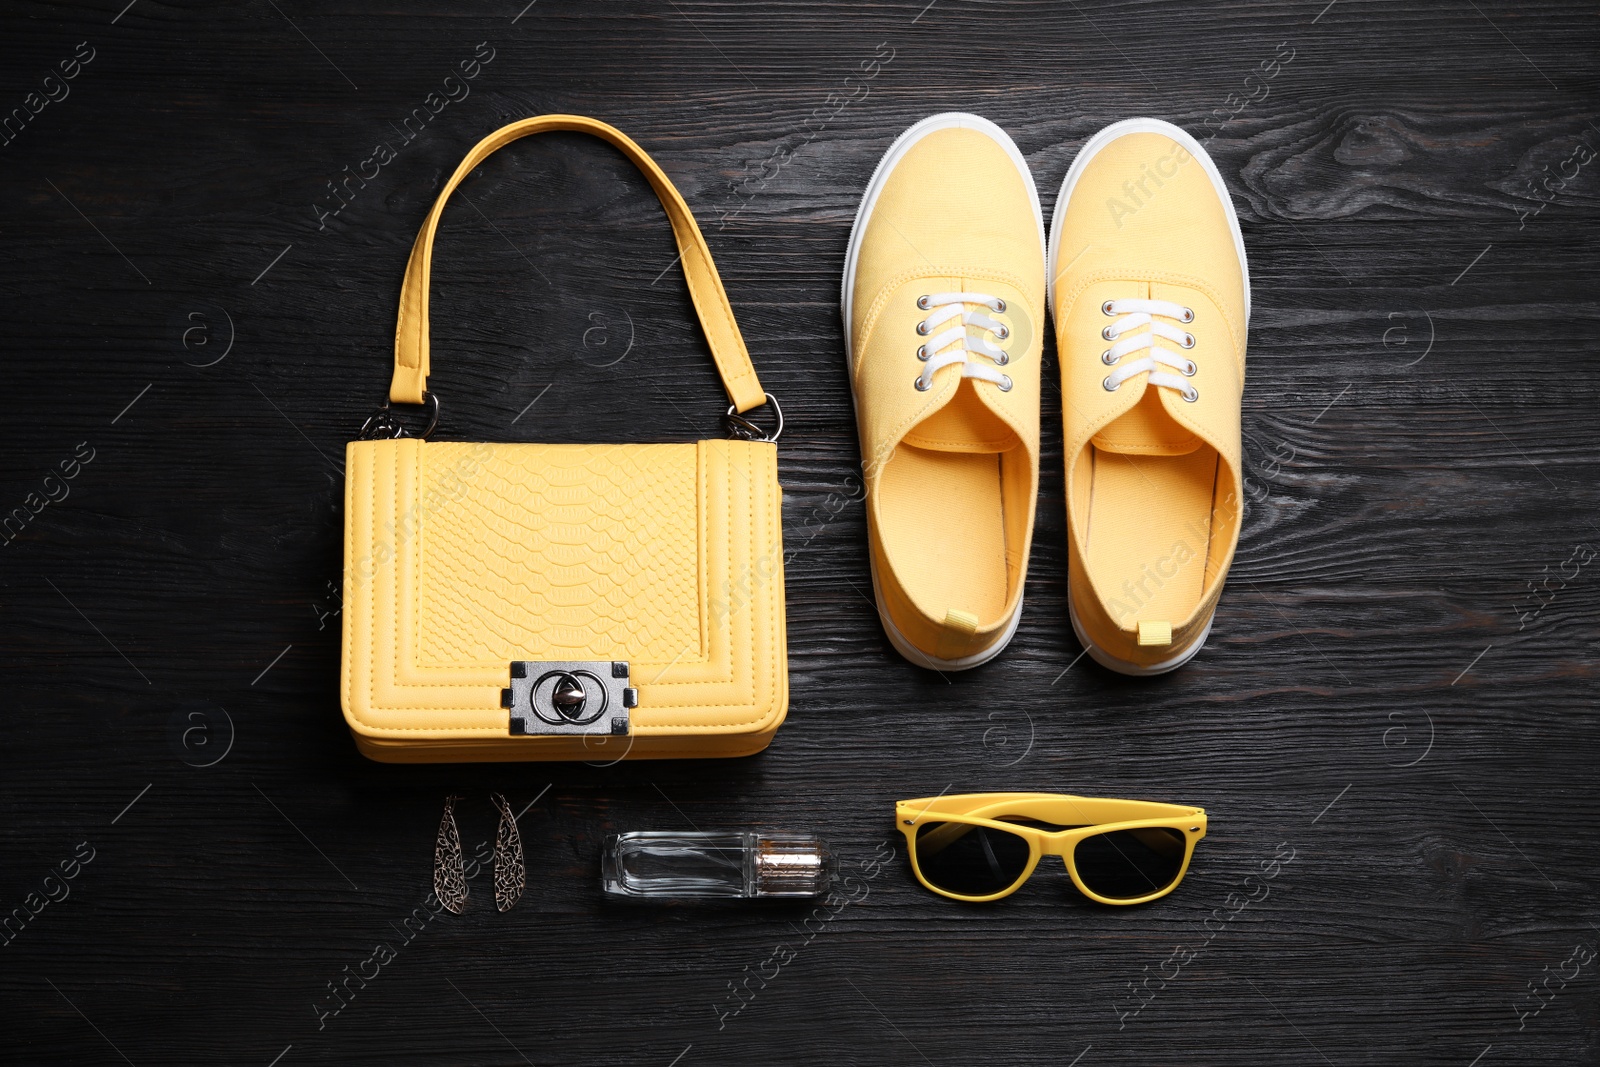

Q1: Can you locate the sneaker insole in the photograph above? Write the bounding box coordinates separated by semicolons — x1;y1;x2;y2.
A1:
877;444;1009;624
1084;446;1218;626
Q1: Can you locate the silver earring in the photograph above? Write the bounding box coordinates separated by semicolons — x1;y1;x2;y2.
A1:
434;795;468;915
491;793;525;913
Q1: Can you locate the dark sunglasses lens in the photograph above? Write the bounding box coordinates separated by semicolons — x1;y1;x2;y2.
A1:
1073;827;1189;900
913;821;1032;897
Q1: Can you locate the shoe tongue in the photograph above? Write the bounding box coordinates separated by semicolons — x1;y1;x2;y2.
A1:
903;378;1018;454
1092;388;1203;456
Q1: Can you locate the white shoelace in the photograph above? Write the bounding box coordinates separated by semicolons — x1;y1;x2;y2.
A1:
913;292;1013;392
1099;298;1199;403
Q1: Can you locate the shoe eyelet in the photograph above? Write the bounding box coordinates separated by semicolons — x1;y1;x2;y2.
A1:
916;344;929;361
1103;376;1119;392
1182;386;1199;402
993;325;1009;340
1182;359;1197;377
1101;325;1117;341
914;376;932;392
1101;350;1118;366
998;375;1013;392
994;298;1006;313
994;351;1010;366
916;320;931;336
1182;332;1195;349
1181;307;1195;323
1101;300;1116;315
916;295;932;310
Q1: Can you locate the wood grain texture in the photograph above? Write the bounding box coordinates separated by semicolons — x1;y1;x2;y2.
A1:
1;1;1597;1064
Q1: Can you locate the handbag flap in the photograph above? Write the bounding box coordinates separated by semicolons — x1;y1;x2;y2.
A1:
416;442;702;664
342;437;786;741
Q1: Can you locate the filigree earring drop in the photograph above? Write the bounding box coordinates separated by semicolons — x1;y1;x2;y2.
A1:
434;795;468;915
491;793;526;912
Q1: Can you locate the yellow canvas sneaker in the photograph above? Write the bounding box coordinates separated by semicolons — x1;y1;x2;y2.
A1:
843;113;1045;670
1047;119;1249;674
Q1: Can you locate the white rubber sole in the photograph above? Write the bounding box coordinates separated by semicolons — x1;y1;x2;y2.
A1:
1047;118;1248;675
841;112;1045;672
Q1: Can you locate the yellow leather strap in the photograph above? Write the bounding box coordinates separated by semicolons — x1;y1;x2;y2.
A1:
391;115;766;413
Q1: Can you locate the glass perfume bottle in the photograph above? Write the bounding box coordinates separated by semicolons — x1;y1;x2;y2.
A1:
602;831;834;899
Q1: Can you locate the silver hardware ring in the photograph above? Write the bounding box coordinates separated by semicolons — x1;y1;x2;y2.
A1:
358;392;440;441
724;392;784;442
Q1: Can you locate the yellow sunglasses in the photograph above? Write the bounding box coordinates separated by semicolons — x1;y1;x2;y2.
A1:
896;792;1207;904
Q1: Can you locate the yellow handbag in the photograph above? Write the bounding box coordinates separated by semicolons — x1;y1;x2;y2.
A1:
341;115;787;763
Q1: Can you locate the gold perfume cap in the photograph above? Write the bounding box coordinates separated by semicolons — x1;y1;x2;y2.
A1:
754;834;835;897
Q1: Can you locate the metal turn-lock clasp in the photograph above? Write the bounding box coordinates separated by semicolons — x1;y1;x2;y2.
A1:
501;660;637;737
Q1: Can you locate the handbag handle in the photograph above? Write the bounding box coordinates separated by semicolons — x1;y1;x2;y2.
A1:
389;115;770;418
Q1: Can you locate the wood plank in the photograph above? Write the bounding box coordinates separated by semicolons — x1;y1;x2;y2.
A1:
0;1;1596;1064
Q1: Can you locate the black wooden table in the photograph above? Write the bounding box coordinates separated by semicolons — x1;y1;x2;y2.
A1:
3;2;1597;1064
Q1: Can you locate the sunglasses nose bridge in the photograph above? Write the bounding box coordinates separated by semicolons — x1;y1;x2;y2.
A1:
1036;832;1073;859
